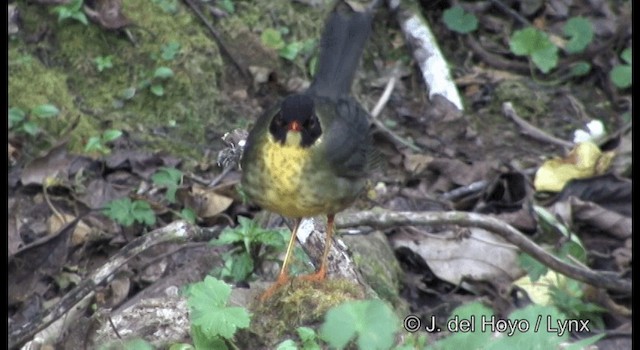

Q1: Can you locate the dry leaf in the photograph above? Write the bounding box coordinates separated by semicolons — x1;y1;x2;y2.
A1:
392;227;524;288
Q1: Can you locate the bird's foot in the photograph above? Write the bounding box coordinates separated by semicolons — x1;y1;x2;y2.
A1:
259;272;291;301
296;266;327;283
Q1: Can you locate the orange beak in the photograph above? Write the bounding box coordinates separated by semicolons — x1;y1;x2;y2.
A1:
288;120;302;132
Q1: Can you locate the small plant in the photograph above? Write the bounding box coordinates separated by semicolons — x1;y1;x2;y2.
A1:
562;17;593;54
186;276;251;349
161;42;181;61
120;66;174;100
210;216;288;283
152;0;179;14
219;0;235;14
103;198;156;227
319;299;399;350
151;167;183;203
9;104;60;136
94;55;114;72
509;27;559;74
51;0;88;25
610;48;631;89
85;129;122;155
442;5;478;34
261;28;316;61
276;326;322;350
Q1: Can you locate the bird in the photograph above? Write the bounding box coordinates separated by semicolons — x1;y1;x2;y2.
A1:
240;1;374;300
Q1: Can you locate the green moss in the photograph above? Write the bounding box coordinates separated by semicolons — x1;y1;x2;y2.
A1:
244;279;365;347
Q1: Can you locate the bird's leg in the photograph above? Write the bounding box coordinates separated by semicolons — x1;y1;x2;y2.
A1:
299;214;334;282
260;218;301;301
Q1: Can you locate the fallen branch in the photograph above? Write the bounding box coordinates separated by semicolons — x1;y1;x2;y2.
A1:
335;209;631;294
9;221;203;349
502;102;575;149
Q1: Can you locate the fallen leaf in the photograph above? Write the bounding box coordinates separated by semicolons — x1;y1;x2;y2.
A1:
190;185;234;218
534;142;613;192
21;142;73;186
84;0;130;30
392;227;524;288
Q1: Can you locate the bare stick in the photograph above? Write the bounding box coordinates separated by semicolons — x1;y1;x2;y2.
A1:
336;210;631;293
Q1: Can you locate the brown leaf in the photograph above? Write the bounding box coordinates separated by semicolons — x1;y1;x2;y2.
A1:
555;173;631;217
391;227;524;289
84;0;130;30
21;142;73;186
190;185;234;218
8;216;81;306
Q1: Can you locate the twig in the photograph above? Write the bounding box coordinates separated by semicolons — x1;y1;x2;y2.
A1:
502;102;575;149
465;36;530;74
182;0;250;82
368;71;422;152
9;221;201;349
488;0;531;26
335;210;631;294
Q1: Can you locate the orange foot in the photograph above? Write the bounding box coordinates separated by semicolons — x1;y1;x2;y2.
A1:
259;272;291;301
296;266;327;283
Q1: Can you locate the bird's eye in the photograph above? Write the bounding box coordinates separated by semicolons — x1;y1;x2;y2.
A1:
274;113;284;126
306;115;317;128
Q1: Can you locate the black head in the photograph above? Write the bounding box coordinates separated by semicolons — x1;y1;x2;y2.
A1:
269;94;322;147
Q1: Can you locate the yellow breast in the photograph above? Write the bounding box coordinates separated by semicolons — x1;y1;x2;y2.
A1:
258;132;318;217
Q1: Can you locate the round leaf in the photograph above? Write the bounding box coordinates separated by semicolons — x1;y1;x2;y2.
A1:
153;66;174;79
32;104;60;118
443;5;478;34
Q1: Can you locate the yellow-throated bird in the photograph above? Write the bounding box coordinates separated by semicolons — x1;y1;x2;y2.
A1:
241;2;373;299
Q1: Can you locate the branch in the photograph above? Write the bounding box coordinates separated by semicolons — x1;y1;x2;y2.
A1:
335;210;631;293
9;221;202;349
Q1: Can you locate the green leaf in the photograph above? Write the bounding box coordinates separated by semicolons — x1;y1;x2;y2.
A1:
254;229;286;248
518;253;547;282
161;42;181;61
85;136;104;153
121;87;137;100
150;84;164;96
191;325;228;350
610;65;631;89
569;61;591;77
131;200;156;226
434;302;493;349
279;41;303;61
211;228;244;245
276;339;298;350
565;334;606;350
620;48;631;64
9;107;26;128
152;167;183;187
319;300;398;350
181;208;197;224
442;5;478;34
219;0;235;14
104;198;135;226
32;104;60;118
563;16;593;53
122;338;154;350
510;27;558;73
530;42;559;74
261;28;285;50
486;305;569;349
187;276;251;339
102;129;123;142
22;121;40;136
168;343;194;350
154;66;174;79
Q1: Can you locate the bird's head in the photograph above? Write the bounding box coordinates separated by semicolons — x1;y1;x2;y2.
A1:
269;94;322;148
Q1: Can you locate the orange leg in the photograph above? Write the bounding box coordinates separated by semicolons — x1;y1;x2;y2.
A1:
260;218;301;301
298;214;334;282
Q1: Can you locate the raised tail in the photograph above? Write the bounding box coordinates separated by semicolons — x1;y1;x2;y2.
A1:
307;2;373;98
